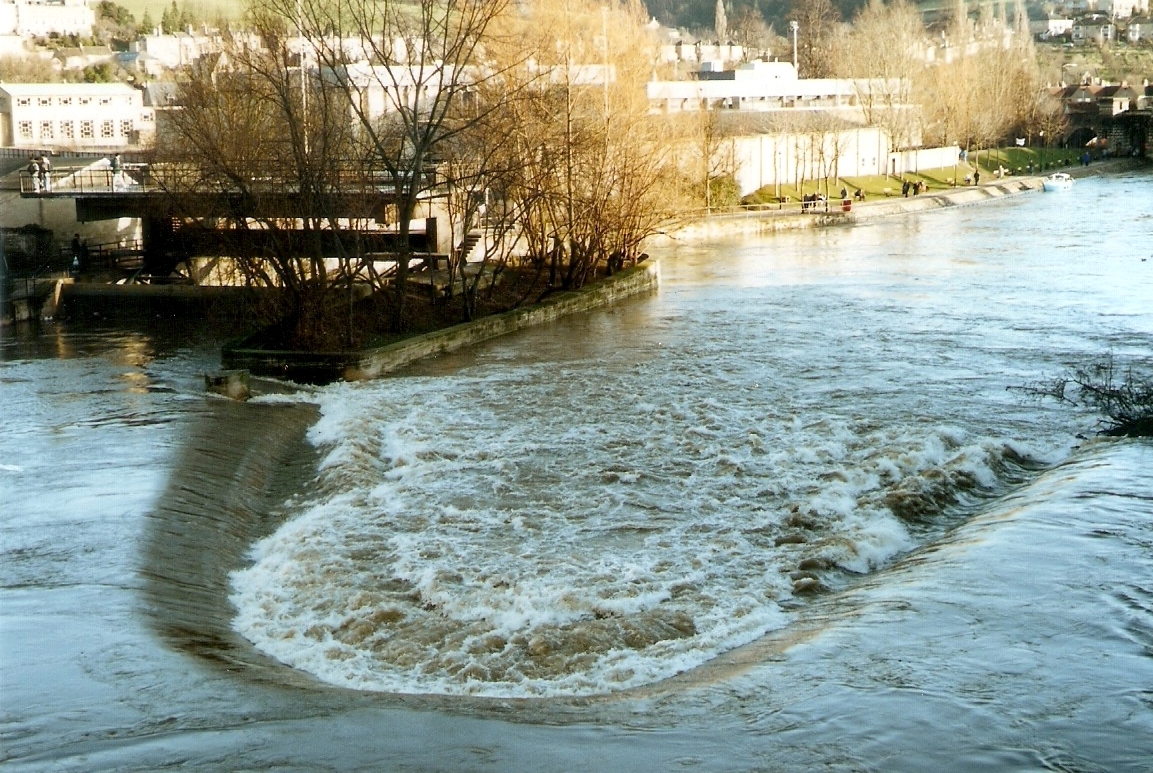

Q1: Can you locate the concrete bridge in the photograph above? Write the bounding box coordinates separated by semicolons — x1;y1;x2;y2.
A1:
16;160;449;281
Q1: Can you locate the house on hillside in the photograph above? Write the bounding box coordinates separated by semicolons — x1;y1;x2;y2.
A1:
0;0;93;38
53;44;115;72
1127;17;1153;42
1030;17;1074;40
1072;16;1115;43
1099;0;1150;19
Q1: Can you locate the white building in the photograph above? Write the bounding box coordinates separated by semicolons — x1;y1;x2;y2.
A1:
1128;17;1153;41
1030;18;1075;39
647;60;905;122
0;0;94;37
131;32;218;70
1099;0;1149;18
0;83;154;149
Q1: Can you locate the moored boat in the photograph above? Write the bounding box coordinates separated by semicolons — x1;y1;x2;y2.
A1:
1042;172;1074;191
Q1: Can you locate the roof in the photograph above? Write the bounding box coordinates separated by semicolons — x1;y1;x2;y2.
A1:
0;82;138;97
141;81;181;106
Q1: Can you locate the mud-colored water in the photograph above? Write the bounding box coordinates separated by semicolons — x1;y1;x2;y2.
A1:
3;170;1152;771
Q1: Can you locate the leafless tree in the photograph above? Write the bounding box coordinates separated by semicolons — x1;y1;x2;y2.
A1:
152;18;366;348
727;7;775;59
262;0;514;329
838;0;922;154
789;0;842;79
482;0;680;292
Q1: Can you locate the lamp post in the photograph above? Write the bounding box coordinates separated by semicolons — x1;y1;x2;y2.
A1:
789;20;799;74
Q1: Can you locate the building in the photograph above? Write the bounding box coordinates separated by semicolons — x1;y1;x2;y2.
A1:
52;43;115;71
1030;18;1075;39
647;60;906;122
1127;17;1153;42
0;83;154;149
1099;0;1150;18
1072;17;1115;44
0;0;93;37
131;31;219;70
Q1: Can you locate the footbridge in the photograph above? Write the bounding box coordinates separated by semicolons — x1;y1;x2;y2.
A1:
18;160;449;280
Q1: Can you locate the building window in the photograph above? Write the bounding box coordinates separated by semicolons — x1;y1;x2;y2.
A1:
40;121;53;139
16;97;31;107
101;120;114;138
99;97;111;105
80;120;94;138
61;121;74;139
120;120;132;137
140;110;154;123
38;97;51;106
79;97;90;105
18;120;33;139
60;97;72;106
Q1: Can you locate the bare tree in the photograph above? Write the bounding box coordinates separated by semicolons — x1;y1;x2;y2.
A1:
728;6;775;60
838;0;922;154
264;0;514;329
152;17;366;348
483;0;680;292
789;0;842;79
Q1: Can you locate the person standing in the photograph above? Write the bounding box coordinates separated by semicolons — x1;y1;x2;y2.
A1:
38;154;51;192
71;234;83;275
27;157;41;193
111;154;123;190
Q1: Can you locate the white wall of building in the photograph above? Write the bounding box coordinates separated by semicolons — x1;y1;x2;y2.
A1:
730;128;887;195
0;0;94;37
0;83;153;150
1101;0;1150;18
726;129;959;196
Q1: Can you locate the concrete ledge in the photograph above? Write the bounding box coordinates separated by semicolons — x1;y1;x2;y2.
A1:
223;257;661;383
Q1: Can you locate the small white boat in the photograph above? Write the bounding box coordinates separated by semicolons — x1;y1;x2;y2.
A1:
1042;172;1074;192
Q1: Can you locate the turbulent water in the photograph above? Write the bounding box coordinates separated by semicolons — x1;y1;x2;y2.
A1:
3;169;1152;771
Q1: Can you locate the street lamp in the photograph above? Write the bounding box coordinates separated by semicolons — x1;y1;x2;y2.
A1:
789;20;799;73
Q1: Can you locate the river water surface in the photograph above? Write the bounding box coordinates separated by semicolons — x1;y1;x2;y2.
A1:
3;170;1152;771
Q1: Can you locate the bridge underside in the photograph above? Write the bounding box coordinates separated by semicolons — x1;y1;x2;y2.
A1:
70;189;439;280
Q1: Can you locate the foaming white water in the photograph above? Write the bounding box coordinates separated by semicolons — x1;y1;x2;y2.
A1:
231;364;1044;696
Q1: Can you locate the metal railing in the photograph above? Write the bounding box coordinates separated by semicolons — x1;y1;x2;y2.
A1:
17;161;445;197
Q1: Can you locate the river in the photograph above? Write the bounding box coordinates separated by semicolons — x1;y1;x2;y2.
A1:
2;169;1152;771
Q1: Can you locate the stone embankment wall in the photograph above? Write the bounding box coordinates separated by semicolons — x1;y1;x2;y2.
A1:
224;257;661;383
665;158;1143;243
664;178;1046;242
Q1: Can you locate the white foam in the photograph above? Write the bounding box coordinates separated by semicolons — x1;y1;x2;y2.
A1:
230;344;1056;697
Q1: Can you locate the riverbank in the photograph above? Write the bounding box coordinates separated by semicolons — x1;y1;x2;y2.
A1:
662;157;1144;243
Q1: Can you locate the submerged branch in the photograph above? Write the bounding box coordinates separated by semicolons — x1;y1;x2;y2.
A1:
1015;355;1153;437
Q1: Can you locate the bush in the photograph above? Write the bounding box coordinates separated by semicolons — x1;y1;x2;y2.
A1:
1020;355;1153;437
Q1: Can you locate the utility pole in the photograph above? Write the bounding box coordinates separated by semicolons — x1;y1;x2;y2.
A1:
789;20;799;74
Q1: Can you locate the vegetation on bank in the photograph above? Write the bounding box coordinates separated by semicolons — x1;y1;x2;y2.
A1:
1019;356;1153;438
156;0;685;351
740;146;1094;206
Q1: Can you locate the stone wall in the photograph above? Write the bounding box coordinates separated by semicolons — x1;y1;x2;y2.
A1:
224;257;662;383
